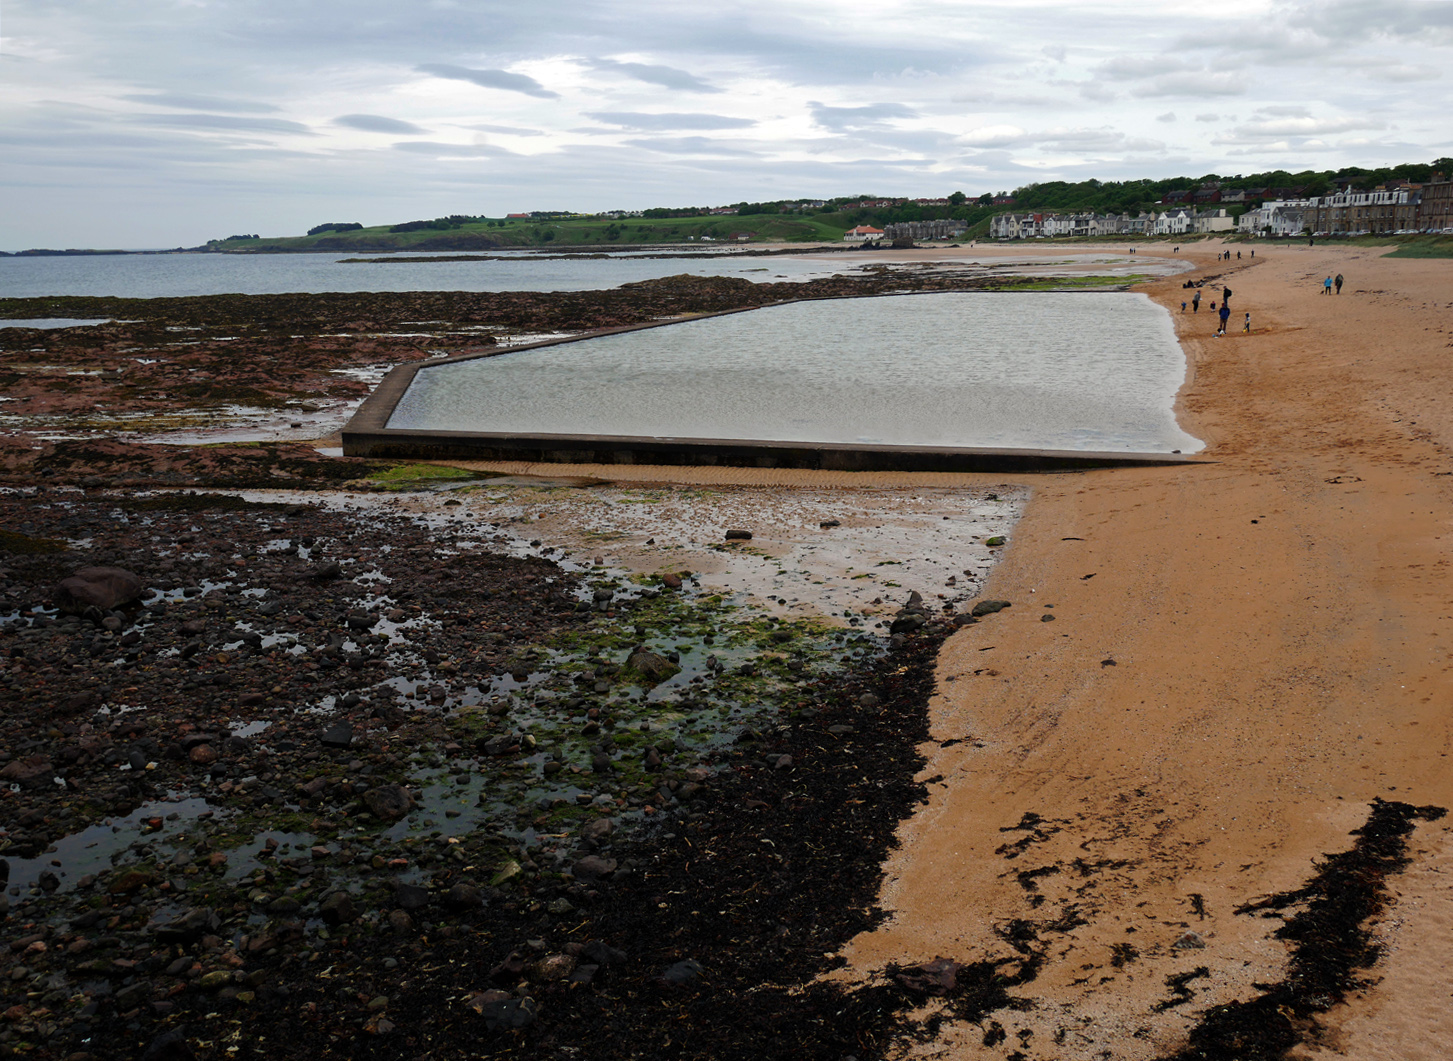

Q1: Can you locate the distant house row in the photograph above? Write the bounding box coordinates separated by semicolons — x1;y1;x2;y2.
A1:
989;208;1235;240
1239;181;1453;236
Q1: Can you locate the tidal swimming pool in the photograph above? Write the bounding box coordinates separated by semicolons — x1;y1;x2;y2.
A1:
384;291;1202;454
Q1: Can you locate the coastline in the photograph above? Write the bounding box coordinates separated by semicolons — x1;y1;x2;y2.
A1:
834;240;1453;1057
7;240;1453;1056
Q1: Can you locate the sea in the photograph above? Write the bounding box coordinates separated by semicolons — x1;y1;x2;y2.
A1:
0;248;849;301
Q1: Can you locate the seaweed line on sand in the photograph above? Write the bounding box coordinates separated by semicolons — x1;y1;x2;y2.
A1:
1152;797;1447;1061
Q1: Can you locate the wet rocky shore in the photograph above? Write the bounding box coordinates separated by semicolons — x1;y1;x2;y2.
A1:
0;272;1033;1060
0;480;1001;1060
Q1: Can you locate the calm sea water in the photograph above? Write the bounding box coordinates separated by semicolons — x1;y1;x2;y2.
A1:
386;291;1202;454
0;249;844;299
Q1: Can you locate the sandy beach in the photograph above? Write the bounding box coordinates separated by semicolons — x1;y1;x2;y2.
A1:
819;240;1453;1058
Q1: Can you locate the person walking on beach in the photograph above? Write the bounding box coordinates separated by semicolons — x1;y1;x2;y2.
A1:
1182;299;1187;313
1243;312;1251;333
1323;276;1333;295
1218;304;1231;334
1192;290;1201;313
1335;273;1343;294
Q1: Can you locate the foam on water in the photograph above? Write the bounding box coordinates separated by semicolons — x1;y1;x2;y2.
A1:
385;291;1202;453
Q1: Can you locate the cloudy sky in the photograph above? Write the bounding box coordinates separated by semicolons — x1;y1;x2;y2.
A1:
2;0;1450;249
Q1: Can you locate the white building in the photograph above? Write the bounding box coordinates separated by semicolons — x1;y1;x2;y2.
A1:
1155;208;1195;236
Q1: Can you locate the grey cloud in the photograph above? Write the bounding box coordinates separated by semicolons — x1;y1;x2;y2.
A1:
455;123;547;137
1156;112;1177;123
621;137;759;156
118;92;281;114
336;114;428;135
416;63;558;99
391;140;517;157
1098;55;1185;80
1196;113;1221;122
1130;71;1246;98
1255;105;1312;117
586;59;721;93
1293;0;1453;45
128;113;315;135
1079;82;1117;102
1213;115;1387;143
809;102;916;131
1041;45;1067;62
586;112;756;131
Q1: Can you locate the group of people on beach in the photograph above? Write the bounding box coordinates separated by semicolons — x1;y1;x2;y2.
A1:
1182;281;1250;335
1322;273;1344;294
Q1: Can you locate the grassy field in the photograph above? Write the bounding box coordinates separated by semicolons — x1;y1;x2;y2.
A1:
1382;235;1453;258
211;212;849;252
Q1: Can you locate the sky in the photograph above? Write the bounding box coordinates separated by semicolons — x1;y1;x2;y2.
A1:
2;0;1451;250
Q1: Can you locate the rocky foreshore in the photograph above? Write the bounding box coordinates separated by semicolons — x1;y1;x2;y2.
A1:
0;480;1007;1059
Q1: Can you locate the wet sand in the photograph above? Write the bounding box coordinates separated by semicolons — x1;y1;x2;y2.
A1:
835;241;1453;1057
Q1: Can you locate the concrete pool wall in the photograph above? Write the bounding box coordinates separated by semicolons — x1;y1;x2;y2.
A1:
341;299;1205;473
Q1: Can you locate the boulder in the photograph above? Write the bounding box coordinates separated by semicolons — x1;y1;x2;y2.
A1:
362;784;415;821
625;645;680;686
53;567;145;613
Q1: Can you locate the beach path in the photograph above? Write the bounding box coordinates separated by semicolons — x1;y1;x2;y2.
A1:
839;242;1453;1059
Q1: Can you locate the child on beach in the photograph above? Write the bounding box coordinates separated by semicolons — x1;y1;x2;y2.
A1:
1243;312;1251;333
1182;300;1187;312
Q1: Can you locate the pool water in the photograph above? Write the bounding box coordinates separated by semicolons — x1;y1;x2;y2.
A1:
385;291;1202;454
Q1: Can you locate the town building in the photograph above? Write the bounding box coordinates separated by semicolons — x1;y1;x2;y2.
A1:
883;219;966;241
843;225;886;242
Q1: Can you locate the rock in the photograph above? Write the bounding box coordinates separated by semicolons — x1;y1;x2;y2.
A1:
985;535;1006;546
475;995;537;1032
490;860;522;887
108;868;155;894
894;958;962;996
488;952;528;983
318;892;357;925
394;882;430;910
153;907;220;944
308;562;343;581
819;519;841;528
363;784;415;821
581;941;627;965
0;755;53;786
970;599;1012;617
387;909;413;934
724;529;752;541
625;645;680;685
662;959;705;985
660;573;683;590
198;969;233;990
528;953;577;983
774;754;793;771
444;882;484;911
140;1028;197;1061
1172;931;1206;950
571;855;617;881
189;744;218;765
889;613;926;633
316;715;350;749
580;818;614;842
54;567;145;613
1040;613;1056;622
